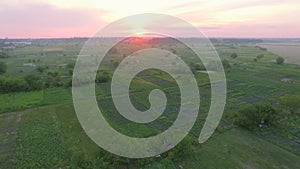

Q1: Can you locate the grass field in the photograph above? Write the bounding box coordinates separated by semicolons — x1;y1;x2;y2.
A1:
0;40;300;168
1;104;300;168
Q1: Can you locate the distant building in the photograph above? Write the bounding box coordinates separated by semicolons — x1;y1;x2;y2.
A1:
49;64;58;67
2;46;15;50
2;41;31;50
23;63;36;67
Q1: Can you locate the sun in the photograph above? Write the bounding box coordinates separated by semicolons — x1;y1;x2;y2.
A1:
131;28;148;37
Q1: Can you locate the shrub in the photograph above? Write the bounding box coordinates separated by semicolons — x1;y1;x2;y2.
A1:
276;56;284;64
256;54;264;59
222;59;231;69
0;76;29;93
96;71;110;83
233;103;278;130
230;52;238;59
0;62;7;74
279;95;300;114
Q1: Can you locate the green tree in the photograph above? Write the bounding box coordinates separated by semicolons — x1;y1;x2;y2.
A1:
0;62;7;74
280;95;300;114
37;66;46;73
96;71;110;83
234;103;278;130
276;56;284;64
230;52;238;59
222;59;231;69
167;135;194;162
67;62;75;69
0;52;8;58
0;76;28;93
24;74;43;90
256;54;264;59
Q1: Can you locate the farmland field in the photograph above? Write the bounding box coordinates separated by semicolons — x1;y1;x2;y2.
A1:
0;38;300;168
259;43;300;65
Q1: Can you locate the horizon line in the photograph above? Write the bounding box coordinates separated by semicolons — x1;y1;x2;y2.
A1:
1;36;300;40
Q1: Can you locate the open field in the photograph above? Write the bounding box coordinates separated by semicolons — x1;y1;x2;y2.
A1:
0;38;300;168
1;104;300;168
259;43;300;65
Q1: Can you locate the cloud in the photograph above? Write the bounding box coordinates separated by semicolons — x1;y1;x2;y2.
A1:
0;3;107;38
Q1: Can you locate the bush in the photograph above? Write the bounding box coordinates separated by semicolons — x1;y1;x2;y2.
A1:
190;62;206;71
256;54;264;59
167;135;195;162
222;59;231;69
279;95;300;114
276;57;284;64
25;74;44;90
233;103;278;130
0;76;29;93
230;52;238;59
96;71;110;83
0;52;8;58
0;62;7;74
37;66;47;73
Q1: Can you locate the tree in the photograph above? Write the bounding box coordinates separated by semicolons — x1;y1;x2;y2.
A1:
0;52;8;58
280;95;300;114
37;66;46;73
67;62;75;69
0;62;7;74
170;48;177;54
190;62;205;72
96;71;110;83
0;76;29;93
24;74;43;90
276;56;284;64
233;103;278;130
256;54;264;59
167;135;194;162
112;61;119;68
222;59;231;69
230;52;238;59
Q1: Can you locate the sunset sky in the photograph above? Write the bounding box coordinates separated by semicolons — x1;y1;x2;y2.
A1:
1;0;299;38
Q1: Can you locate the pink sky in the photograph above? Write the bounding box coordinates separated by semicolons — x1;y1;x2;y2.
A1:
0;0;299;38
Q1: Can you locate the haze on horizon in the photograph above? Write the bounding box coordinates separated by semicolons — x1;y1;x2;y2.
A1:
1;0;299;39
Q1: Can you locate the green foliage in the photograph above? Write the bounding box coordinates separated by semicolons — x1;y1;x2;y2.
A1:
280;95;300;114
142;159;174;169
0;76;28;93
167;135;195;162
233;103;278;130
256;54;264;59
276;56;284;64
67;62;75;69
0;88;71;113
222;59;231;69
96;71;110;83
230;52;238;59
0;52;8;58
15;114;66;168
37;66;47;73
44;72;63;88
92;150;127;169
0;62;7;74
190;62;205;71
24;74;44;90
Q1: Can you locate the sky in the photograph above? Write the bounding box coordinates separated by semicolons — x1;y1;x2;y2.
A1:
0;0;299;38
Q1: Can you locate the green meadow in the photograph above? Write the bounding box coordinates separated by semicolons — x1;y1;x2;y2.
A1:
0;38;300;168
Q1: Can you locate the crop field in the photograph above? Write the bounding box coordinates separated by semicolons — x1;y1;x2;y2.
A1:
259;43;300;65
0;39;300;168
